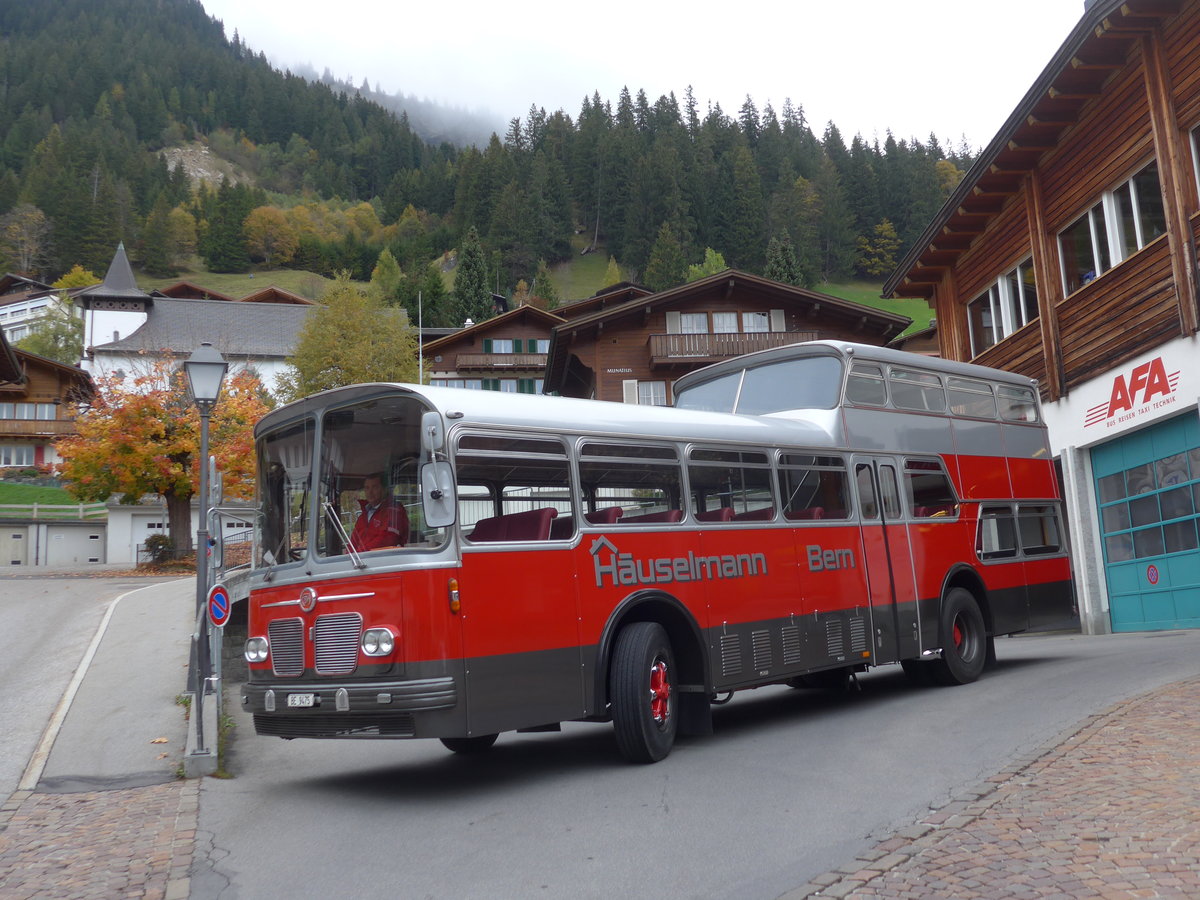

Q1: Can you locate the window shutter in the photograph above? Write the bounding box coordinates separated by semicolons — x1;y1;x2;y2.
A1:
622;380;639;404
483;339;493;353
665;311;682;334
769;309;786;332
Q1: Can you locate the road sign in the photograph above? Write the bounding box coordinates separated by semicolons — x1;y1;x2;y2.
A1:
208;582;232;628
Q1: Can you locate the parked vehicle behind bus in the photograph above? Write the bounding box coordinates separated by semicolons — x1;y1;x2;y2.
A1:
242;341;1074;762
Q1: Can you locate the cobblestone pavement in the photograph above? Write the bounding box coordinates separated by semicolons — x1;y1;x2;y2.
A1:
786;677;1200;900
0;781;197;900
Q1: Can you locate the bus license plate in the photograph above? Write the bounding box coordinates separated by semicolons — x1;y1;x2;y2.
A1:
287;693;316;708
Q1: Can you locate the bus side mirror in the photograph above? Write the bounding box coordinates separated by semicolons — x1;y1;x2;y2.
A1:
420;461;455;528
421;411;444;458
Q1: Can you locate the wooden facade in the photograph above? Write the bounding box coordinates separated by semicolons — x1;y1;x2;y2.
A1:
885;0;1200;396
0;341;94;468
423;305;565;393
545;270;910;403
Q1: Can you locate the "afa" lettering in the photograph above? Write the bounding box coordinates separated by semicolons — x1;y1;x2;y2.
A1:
1106;357;1172;417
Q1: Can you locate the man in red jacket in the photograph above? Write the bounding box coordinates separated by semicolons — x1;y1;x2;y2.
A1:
349;473;409;552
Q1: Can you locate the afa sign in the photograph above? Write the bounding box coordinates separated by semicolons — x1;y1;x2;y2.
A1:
1085;356;1180;429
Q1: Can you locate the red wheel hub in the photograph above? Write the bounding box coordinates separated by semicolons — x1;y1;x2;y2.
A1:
649;659;671;724
953;618;964;650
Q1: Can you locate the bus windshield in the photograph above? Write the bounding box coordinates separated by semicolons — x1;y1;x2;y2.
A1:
257;393;448;565
674;356;844;414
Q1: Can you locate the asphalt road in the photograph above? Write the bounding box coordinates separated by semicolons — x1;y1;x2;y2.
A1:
194;628;1200;900
0;573;166;797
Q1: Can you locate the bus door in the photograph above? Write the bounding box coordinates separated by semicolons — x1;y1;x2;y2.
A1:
853;457;920;663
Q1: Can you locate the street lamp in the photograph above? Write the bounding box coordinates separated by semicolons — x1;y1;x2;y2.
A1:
185;341;227;762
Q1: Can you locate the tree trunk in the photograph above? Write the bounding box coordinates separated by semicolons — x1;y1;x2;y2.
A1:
166;491;194;557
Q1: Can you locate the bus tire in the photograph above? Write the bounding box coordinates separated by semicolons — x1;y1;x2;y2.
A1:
610;622;677;764
440;733;498;754
931;588;987;686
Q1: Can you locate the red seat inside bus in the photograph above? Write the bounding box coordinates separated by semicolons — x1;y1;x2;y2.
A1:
785;507;824;520
733;507;775;521
549;506;624;539
468;507;558;542
914;505;957;518
694;508;735;522
621;509;684;525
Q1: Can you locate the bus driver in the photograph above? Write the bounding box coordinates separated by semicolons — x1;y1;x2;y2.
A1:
349;472;409;552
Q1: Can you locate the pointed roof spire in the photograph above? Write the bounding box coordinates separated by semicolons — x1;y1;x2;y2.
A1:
78;243;152;302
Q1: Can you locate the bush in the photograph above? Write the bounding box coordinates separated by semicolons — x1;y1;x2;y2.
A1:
144;533;174;564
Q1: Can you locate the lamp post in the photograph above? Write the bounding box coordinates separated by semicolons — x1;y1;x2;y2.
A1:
184;342;227;761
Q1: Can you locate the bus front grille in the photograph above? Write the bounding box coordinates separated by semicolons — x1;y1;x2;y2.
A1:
268;618;304;676
314;613;363;675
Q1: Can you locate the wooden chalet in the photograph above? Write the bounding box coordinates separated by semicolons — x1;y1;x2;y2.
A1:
150;281;236;302
0;330;94;469
545;269;910;404
884;0;1200;635
423;305;564;394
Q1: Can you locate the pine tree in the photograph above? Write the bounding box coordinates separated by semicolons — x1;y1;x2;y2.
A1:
856;219;902;277
764;233;803;286
452;225;492;326
603;256;622;287
369;248;404;306
644;222;688;292
687;248;728;282
531;259;560;309
141;194;176;276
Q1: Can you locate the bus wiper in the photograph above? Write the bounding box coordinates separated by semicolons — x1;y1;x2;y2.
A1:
323;502;366;569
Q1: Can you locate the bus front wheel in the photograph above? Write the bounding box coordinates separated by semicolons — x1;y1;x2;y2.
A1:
931;588;987;686
610;622;677;763
440;733;498;754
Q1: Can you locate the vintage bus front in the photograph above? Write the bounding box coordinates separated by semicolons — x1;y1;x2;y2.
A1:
241;386;464;741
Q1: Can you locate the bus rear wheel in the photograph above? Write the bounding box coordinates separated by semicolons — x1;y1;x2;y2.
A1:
610;622;677;764
931;588;987;686
440;733;498;754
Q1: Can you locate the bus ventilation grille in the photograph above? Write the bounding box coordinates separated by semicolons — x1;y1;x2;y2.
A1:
752;630;772;671
825;620;845;658
314;613;363;675
781;625;802;665
268;618;304;677
720;634;742;677
849;617;868;654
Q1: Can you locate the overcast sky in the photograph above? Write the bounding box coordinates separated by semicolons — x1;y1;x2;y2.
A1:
199;0;1088;150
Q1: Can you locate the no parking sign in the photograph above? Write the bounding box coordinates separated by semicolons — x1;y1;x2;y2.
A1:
207;582;232;628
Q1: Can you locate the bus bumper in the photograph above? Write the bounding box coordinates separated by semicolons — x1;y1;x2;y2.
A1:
241;677;458;738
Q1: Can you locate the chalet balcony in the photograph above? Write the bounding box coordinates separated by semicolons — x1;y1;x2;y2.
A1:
453;353;549;372
0;418;78;438
649;331;819;366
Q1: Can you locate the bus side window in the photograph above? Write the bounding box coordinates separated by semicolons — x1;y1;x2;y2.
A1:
905;458;959;518
855;465;879;520
846;362;887;406
978;505;1018;559
1017;504;1063;555
780;454;850;521
578;442;682;526
455;434;573;543
889;368;947;413
688;447;773;522
947;376;998;418
998;385;1040;423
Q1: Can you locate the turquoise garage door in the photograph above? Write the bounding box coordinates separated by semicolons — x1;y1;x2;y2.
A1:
1093;413;1200;631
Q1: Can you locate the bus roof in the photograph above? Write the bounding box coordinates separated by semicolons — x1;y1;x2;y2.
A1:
255;382;841;449
671;340;1040;398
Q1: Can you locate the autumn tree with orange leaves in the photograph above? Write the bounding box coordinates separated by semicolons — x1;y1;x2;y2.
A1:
56;360;271;556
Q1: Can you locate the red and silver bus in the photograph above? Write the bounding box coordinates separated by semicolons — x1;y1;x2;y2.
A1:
242;341;1074;762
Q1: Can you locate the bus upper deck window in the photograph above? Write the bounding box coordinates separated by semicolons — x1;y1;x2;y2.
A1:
888;368;946;413
846;363;886;406
673;371;742;413
947;377;998;419
997;385;1040;423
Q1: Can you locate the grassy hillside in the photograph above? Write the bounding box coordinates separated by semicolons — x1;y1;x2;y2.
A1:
137;264;339;300
0;482;77;505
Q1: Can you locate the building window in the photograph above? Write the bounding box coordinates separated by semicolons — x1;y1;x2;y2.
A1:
0;445;34;467
486;339;514;354
968;259;1038;357
1059;161;1166;295
533;339;550;353
742;311;769;333
623;379;669;406
679;313;708;334
711;312;738;333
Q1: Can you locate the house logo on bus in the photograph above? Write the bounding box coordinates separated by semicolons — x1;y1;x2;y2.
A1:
590;536;769;588
1085;356;1180;429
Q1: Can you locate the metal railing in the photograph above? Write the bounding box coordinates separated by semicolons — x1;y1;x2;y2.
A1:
0;502;107;520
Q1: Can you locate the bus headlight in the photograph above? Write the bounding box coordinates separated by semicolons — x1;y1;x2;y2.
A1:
244;636;269;663
361;628;395;656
